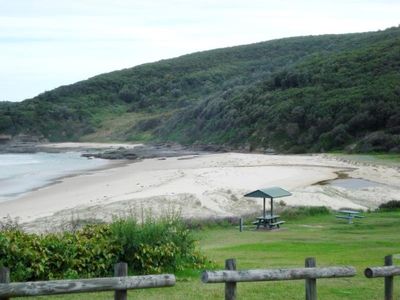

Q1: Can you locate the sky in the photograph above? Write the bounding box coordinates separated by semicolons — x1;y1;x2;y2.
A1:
1;0;399;102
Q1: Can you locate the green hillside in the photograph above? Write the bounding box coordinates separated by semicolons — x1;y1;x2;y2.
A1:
1;26;399;152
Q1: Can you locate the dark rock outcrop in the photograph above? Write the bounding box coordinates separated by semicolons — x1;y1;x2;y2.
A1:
81;144;202;160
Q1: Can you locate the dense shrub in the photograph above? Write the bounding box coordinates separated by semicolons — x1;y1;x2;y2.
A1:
378;200;400;210
0;217;207;281
110;215;207;273
0;224;117;281
134;117;162;131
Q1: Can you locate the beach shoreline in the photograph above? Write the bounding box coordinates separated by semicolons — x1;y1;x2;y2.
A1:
0;157;129;205
0;141;202;203
1;143;399;232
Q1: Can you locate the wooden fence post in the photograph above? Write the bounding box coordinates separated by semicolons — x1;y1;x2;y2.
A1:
225;259;237;300
114;262;128;300
305;257;317;300
384;255;393;300
0;267;10;300
239;218;243;232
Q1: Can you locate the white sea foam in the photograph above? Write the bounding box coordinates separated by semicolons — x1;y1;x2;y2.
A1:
0;154;40;166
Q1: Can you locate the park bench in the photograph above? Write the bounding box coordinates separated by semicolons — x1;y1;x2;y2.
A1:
270;220;285;228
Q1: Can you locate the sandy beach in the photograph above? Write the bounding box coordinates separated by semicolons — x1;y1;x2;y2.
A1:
1;143;399;232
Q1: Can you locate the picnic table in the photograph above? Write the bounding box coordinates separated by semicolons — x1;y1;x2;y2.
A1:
253;215;285;229
244;187;291;231
336;210;364;224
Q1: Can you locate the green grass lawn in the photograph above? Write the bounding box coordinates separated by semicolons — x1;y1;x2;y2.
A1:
16;211;400;299
329;153;400;166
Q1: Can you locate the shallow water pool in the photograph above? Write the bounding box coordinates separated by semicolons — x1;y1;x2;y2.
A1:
329;178;383;190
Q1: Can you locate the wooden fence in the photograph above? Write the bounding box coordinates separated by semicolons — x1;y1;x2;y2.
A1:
0;262;175;300
1;256;399;299
364;255;400;300
202;257;356;300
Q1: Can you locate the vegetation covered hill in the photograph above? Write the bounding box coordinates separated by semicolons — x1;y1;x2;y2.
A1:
1;26;399;152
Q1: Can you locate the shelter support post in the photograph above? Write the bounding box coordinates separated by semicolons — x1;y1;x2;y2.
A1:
270;197;274;216
263;198;266;218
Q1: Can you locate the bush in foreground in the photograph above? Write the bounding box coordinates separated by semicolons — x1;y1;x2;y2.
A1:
0;224;116;281
0;216;207;281
110;215;207;274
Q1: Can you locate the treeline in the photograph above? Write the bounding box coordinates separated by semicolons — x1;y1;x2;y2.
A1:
0;26;399;152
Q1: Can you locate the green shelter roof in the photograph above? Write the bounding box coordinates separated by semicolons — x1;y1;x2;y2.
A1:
244;186;292;198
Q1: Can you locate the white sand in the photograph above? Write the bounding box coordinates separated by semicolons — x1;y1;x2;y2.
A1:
1;151;399;232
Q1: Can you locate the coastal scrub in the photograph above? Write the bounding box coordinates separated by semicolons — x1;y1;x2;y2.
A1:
0;216;207;281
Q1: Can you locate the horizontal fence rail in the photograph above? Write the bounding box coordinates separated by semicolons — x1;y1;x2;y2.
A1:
202;266;356;283
0;263;175;299
364;254;399;300
364;266;400;278
0;275;175;298
202;257;356;300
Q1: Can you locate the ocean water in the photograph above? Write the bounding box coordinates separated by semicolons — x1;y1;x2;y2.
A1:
0;152;108;203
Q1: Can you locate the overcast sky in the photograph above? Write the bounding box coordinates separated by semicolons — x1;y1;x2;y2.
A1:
1;0;399;102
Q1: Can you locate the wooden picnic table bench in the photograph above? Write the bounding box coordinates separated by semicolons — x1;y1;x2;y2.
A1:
336;210;364;224
270;220;285;227
253;215;285;229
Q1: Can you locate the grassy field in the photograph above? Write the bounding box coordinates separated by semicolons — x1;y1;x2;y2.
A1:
329;153;400;166
16;210;400;299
